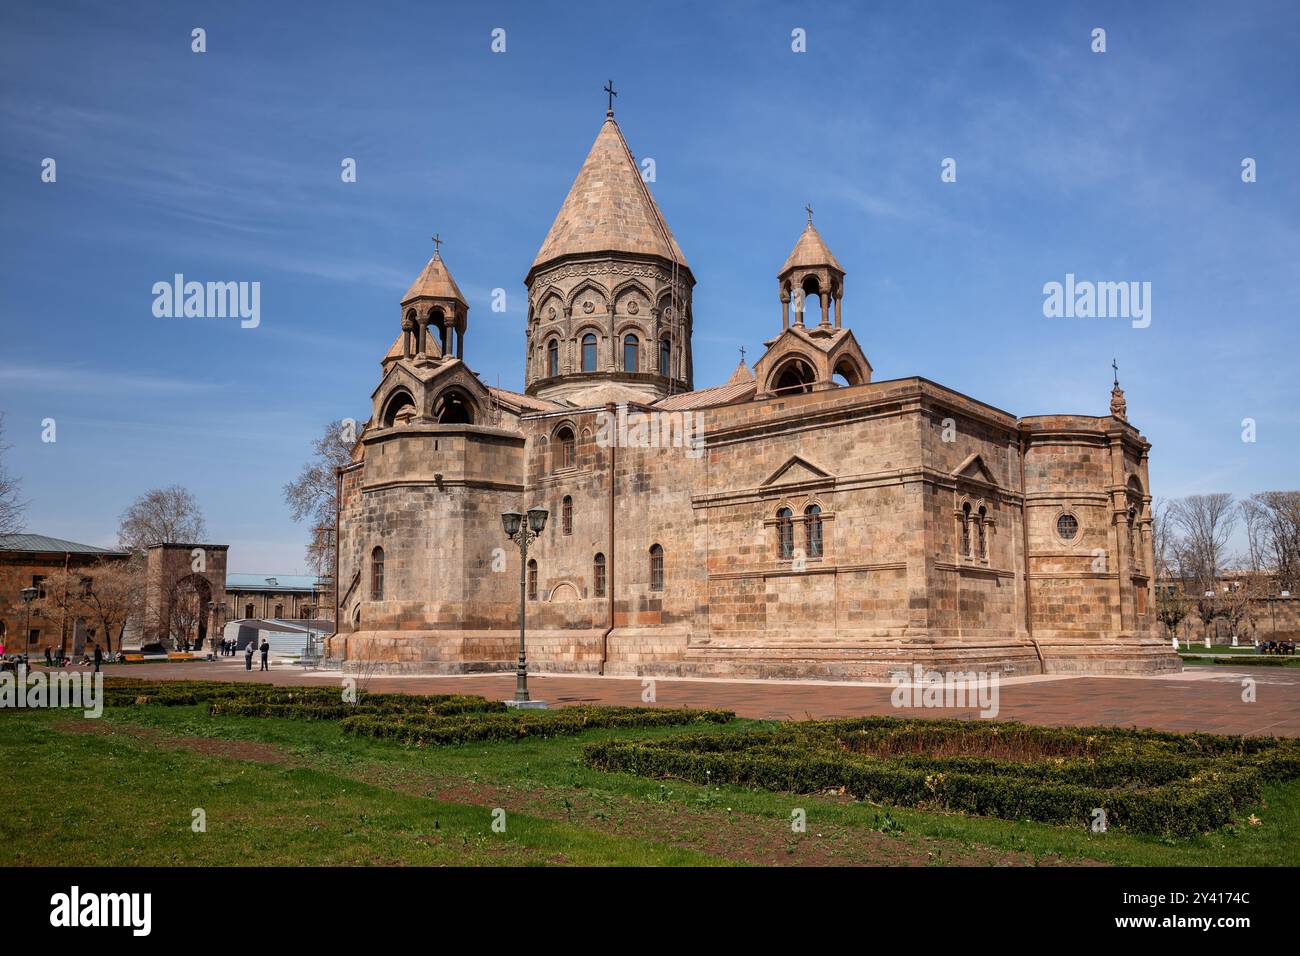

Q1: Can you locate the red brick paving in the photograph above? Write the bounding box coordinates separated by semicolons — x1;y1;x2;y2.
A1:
95;659;1300;737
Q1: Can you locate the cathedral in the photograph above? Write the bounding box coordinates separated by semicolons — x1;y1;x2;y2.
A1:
331;104;1180;679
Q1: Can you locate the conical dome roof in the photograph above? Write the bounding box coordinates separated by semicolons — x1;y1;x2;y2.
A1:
531;114;688;272
402;252;466;305
726;359;755;385
780;222;843;275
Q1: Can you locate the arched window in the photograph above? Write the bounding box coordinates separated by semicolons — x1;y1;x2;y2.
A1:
649;544;664;591
433;388;475;424
555;427;575;469
430;307;449;354
960;503;972;557
562;495;573;534
581;333;598;372
381;389;416;427
623;334;639;372
547;338;559;377
527;559;538;601
976;506;988;560
1128;506;1139;569
805;504;823;558
772;357;816;394
244;603;254;620
371;547;385;600
593;553;606;597
274;603;284;619
776;507;794;559
659;338;671;377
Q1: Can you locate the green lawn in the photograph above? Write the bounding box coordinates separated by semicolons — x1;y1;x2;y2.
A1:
2;703;1297;866
1180;654;1300;668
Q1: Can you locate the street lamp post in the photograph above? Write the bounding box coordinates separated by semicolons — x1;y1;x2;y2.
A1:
501;507;548;708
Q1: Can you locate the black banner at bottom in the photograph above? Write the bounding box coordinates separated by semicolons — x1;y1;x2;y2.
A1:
0;866;1274;941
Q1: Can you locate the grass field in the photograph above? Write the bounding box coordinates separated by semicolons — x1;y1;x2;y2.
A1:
1180;654;1300;668
2;701;1297;867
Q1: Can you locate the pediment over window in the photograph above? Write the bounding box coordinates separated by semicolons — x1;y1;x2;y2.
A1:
761;455;834;488
952;452;998;486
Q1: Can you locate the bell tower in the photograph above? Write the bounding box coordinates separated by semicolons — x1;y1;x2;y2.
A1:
400;236;468;365
778;207;845;331
523;93;693;405
753;212;871;398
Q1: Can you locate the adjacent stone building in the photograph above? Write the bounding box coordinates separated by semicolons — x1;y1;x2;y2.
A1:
226;572;332;623
141;543;228;649
332;106;1178;679
0;534;129;654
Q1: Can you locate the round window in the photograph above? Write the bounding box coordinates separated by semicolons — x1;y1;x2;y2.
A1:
1056;513;1079;540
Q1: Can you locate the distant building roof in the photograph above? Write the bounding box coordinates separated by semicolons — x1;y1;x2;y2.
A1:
229;618;332;634
226;573;321;592
0;534;127;556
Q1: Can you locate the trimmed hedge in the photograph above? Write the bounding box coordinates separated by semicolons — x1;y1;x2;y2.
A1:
98;680;732;743
341;706;734;747
100;678;498;719
208;697;503;720
581;716;1300;837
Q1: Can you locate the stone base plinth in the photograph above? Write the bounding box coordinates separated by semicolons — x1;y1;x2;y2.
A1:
334;626;1181;680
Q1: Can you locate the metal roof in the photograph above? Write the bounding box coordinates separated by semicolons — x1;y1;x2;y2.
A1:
0;534;127;556
228;618;332;633
225;573;322;592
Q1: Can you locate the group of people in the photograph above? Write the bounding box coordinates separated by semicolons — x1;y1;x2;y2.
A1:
1257;639;1298;655
1;643;114;672
216;637;271;671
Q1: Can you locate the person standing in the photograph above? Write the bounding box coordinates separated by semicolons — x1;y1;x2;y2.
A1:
244;640;254;671
92;642;102;674
259;638;270;672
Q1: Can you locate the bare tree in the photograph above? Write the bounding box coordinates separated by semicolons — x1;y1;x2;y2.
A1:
35;567;81;655
1156;585;1192;642
1246;491;1300;593
81;559;144;653
284;419;357;607
1151;498;1176;581
1170;493;1237;643
168;578;203;651
118;485;207;556
1218;567;1259;645
0;412;27;536
37;559;142;654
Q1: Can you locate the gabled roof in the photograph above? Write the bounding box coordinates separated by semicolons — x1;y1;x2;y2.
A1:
652;377;757;411
488;386;566;414
952;452;999;486
780;221;843;275
761;455;834;487
0;534;126;556
531;114;688;272
402;252;466;305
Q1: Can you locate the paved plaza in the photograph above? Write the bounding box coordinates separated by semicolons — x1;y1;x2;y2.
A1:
100;659;1300;737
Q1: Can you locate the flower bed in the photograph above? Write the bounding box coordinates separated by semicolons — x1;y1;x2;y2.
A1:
581;716;1300;836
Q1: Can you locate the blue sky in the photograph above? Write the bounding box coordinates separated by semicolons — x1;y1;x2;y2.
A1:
1;0;1297;571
